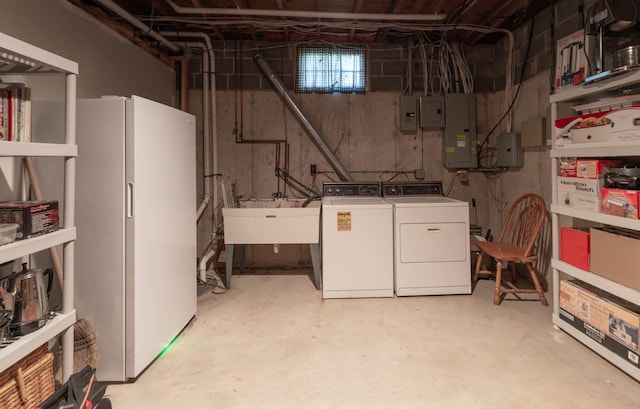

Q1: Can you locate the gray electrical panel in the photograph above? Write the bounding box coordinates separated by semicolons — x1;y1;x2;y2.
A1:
419;96;445;128
399;96;418;132
443;94;477;169
496;132;524;167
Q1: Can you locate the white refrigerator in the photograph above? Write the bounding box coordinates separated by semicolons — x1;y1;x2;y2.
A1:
70;96;197;381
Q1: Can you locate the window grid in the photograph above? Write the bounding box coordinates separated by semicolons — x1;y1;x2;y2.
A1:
296;46;366;94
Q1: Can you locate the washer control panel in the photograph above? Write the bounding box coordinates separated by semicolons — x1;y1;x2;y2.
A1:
382;181;443;196
323;182;380;197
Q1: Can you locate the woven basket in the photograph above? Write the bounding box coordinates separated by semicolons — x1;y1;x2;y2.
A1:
54;318;99;385
0;344;55;409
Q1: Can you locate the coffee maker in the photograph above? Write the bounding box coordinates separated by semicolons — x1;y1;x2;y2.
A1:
585;0;640;82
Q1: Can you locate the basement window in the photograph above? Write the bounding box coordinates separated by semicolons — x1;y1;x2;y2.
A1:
296;45;367;94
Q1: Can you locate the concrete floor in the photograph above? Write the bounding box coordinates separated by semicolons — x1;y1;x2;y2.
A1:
105;270;640;408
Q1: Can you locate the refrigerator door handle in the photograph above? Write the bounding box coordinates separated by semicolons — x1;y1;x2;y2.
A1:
127;182;134;218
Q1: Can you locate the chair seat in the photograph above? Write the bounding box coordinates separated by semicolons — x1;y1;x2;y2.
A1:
472;193;547;306
476;241;538;263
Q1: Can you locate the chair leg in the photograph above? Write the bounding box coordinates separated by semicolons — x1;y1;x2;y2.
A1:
494;260;503;305
472;252;484;283
526;262;549;306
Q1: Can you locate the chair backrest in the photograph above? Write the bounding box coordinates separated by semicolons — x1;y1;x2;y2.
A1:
496;194;546;257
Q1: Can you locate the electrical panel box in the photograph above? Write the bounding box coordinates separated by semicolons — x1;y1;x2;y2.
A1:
496;132;524;167
443;94;477;169
419;96;445;128
399;96;418;132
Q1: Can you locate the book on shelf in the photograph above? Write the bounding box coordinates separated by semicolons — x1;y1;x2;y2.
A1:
0;82;31;142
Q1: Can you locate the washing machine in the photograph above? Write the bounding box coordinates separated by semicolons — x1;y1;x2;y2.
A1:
382;181;471;296
321;182;394;299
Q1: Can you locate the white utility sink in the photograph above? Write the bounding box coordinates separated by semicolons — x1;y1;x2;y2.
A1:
222;199;320;244
221;199;321;290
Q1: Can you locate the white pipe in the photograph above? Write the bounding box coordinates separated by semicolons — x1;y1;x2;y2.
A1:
162;33;217;225
164;32;218;283
198;235;218;284
94;0;180;52
165;0;445;21
196;193;210;220
198;45;211;221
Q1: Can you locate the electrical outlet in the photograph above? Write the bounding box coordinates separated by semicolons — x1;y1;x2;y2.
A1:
310;164;317;175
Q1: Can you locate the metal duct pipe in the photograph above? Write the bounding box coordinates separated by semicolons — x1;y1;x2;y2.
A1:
254;53;353;182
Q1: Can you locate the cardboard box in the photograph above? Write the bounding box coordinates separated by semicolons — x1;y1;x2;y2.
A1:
557;176;603;212
590;227;640;292
0;201;59;239
555;29;595;92
601;188;639;219
576;159;622;179
560;227;590;271
559;157;577;177
554;106;640;149
559;279;640;367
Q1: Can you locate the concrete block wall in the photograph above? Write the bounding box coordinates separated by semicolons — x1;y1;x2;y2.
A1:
187;41;500;94
186;0;592;96
192;0;608;271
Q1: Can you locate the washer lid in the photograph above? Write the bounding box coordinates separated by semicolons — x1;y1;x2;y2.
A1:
322;196;392;207
384;196;468;207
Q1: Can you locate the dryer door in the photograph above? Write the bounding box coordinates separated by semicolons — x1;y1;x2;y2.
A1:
400;222;467;263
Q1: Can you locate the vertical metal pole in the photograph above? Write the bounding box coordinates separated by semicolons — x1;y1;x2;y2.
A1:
62;72;77;382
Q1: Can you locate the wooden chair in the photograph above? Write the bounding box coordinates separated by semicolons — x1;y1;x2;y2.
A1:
472;193;548;306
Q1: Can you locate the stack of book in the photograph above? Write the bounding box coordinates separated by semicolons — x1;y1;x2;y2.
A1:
0;83;31;142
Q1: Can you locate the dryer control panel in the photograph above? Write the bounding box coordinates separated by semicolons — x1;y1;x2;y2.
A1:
323;182;380;197
382;181;443;196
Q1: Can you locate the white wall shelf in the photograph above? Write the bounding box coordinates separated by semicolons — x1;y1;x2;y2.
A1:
0;32;77;382
551;204;640;230
0;311;75;373
0;228;76;265
551;146;640;158
551;259;640;306
550;69;640;382
550;69;640;104
0;141;77;157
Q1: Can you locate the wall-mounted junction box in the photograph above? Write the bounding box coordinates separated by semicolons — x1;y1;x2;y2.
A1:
419;96;445;128
496;132;524;167
443;94;477;169
521;116;547;147
399;96;418;132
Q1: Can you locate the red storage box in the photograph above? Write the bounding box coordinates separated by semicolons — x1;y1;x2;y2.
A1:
601;188;640;219
560;227;590;271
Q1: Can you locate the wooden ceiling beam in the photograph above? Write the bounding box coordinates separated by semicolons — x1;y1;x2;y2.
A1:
232;0;259;40
188;0;225;40
316;0;322;40
377;0;403;42
465;0;517;44
349;0;364;42
276;0;290;42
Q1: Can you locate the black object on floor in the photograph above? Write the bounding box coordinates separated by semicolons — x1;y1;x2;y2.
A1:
36;365;110;409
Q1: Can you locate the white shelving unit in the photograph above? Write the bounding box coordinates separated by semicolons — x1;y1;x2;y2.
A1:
550;71;640;382
0;32;77;380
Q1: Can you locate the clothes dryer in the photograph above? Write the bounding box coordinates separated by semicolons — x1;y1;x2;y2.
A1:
383;182;471;296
